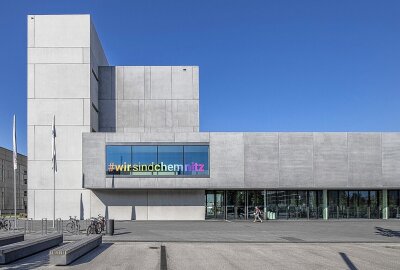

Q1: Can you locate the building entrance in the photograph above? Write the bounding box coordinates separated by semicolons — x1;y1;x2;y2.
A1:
205;190;324;220
205;190;225;219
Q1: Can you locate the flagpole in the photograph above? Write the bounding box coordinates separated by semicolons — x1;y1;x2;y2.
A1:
52;115;56;228
13;115;17;232
53;163;55;228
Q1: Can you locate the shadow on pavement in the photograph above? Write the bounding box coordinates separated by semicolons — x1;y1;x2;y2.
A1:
113;231;131;236
4;249;51;270
339;252;358;270
69;243;113;266
375;227;400;238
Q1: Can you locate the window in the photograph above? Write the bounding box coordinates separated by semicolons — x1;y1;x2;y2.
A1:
106;146;132;175
158;146;184;175
106;145;209;177
184;146;209;176
24;191;27;197
131;146;157;176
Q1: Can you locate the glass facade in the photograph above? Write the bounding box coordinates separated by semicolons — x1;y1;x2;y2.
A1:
206;190;324;220
328;190;382;219
106;145;209;177
206;189;394;220
388;190;400;218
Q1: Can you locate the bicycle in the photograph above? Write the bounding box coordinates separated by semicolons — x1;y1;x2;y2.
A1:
0;218;11;230
86;217;101;235
96;214;106;233
66;216;79;233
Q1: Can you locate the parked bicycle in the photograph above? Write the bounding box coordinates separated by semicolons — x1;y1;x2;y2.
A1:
96;214;106;233
86;217;101;235
0;218;11;230
66;216;79;233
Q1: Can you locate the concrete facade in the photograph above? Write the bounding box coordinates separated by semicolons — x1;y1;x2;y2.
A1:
27;15;400;221
27;15;107;220
98;66;199;133
0;147;27;214
83;132;400;190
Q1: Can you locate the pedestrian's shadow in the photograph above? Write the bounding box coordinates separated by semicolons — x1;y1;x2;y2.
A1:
375;226;400;238
69;243;113;266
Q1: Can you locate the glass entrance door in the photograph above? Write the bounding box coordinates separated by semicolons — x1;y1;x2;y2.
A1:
226;191;245;220
206;191;215;219
215;191;225;219
205;190;225;219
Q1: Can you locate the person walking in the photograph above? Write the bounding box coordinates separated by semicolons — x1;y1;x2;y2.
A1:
253;206;263;223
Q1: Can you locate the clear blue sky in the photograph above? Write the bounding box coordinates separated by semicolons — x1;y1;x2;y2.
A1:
1;0;399;155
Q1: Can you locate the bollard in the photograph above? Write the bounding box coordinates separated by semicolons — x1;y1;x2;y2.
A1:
106;219;114;236
28;218;33;233
42;218;48;235
56;218;62;233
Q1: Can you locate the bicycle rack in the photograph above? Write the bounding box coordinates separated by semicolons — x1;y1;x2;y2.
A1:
41;218;48;235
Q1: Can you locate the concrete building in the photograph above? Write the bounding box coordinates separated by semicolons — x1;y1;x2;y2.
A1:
27;14;400;221
0;147;27;214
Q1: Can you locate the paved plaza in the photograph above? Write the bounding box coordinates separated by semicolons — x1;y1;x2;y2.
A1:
1;220;400;269
103;219;400;243
4;242;400;270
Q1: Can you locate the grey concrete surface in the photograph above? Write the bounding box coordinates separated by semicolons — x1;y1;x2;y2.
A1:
166;242;400;270
4;220;400;243
3;242;400;270
101;220;400;243
1;221;400;269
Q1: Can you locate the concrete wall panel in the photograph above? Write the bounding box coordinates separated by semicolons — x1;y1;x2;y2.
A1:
98;100;116;131
174;132;210;143
244;133;279;188
34;15;90;47
35;64;89;98
172;66;193;99
27;16;35;47
27;126;35;161
348;133;382;188
314;133;348;188
124;66;145;99
145;100;166;128
28;99;84;126
27;64;34;99
28;48;85;64
279;133;314;188
150;66;171;99
210;133;244;188
98;66;113;100
83;133;106;188
117;100;141;128
382;133;400;187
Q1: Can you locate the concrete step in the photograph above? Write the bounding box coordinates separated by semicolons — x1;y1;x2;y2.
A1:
50;235;102;265
0;233;24;247
0;234;63;264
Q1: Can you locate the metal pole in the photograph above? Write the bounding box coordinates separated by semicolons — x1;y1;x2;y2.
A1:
13;115;17;232
13;168;16;231
53;169;55;228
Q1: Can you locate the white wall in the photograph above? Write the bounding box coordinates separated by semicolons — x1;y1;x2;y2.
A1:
90;190;205;220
